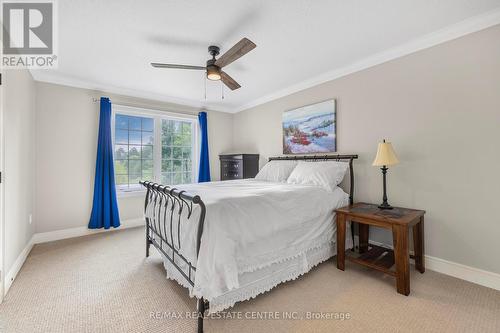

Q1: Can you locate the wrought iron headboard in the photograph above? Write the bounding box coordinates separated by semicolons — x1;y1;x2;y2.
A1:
268;154;358;205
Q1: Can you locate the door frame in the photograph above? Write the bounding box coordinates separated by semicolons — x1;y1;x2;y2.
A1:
0;70;5;303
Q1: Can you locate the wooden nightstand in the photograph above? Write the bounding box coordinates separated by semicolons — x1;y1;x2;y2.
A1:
335;203;426;296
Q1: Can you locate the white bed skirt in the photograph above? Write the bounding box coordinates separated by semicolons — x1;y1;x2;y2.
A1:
161;223;353;313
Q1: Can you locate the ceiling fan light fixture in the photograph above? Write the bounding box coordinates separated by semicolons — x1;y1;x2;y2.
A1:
151;38;256;91
206;66;221;81
207;73;221;81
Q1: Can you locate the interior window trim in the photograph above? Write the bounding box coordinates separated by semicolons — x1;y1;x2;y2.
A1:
111;104;199;196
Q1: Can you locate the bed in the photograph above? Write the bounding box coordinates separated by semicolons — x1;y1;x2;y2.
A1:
140;154;358;332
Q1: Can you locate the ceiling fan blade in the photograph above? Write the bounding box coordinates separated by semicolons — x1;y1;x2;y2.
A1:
221;71;241;90
151;63;205;70
215;38;256;68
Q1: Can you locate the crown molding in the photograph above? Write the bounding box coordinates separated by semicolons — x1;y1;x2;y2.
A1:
234;7;500;113
29;8;500;114
29;71;233;113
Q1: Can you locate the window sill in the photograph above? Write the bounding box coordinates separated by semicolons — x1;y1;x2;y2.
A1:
117;190;146;198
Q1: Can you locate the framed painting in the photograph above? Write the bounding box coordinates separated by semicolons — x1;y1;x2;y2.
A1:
282;99;336;154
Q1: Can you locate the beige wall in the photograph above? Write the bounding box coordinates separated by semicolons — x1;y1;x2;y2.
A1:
3;69;36;275
35;82;232;233
23;24;500;276
233;25;500;274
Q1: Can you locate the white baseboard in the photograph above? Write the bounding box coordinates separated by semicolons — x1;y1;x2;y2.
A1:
4;218;144;296
425;255;500;291
4;236;35;295
32;218;144;244
353;236;500;291
7;223;500;297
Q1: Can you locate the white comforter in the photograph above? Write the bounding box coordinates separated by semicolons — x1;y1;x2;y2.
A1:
146;179;349;302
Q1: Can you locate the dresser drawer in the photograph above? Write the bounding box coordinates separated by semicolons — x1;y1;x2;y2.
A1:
222;160;241;171
220;160;243;180
219;154;259;181
222;170;242;179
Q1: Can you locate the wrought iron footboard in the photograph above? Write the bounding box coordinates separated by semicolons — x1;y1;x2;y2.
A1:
140;154;358;333
140;181;207;333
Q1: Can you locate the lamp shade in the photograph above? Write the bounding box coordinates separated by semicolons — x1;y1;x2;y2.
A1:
372;140;399;166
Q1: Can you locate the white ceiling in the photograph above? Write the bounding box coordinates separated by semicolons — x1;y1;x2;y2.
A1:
31;0;500;112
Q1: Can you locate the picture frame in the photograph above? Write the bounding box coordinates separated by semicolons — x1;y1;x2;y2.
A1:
282;99;337;154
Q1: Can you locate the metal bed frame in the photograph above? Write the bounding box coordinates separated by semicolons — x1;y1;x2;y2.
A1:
140;154;358;333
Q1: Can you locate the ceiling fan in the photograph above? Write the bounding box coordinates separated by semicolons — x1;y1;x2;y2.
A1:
151;37;256;91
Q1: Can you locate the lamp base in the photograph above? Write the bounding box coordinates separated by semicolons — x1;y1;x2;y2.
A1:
379;165;393;210
378;202;394;210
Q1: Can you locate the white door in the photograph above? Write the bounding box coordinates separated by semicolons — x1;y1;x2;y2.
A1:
0;71;4;303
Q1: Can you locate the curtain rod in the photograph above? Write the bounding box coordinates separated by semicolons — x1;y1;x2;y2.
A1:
91;98;204;115
91;98;204;119
93;101;200;120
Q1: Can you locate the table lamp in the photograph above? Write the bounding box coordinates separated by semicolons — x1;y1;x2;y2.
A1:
372;139;399;209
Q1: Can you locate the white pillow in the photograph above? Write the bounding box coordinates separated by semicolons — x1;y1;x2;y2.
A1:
286;161;349;192
255;160;298;182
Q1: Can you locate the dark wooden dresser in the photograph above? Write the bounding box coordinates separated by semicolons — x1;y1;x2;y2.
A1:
219;154;259;180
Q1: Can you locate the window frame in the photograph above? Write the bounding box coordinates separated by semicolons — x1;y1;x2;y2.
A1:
111;104;199;196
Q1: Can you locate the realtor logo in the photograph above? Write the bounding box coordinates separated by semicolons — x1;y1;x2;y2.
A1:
2;0;57;68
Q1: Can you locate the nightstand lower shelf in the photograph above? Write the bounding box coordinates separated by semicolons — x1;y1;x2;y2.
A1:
346;244;396;276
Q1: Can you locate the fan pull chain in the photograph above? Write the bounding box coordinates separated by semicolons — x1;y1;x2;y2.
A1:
204;77;207;100
221;81;224;100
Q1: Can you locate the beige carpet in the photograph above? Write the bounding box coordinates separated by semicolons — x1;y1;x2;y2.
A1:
1;227;499;333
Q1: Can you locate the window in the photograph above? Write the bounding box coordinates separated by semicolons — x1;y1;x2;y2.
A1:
161;119;193;185
114;114;154;191
112;106;198;193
